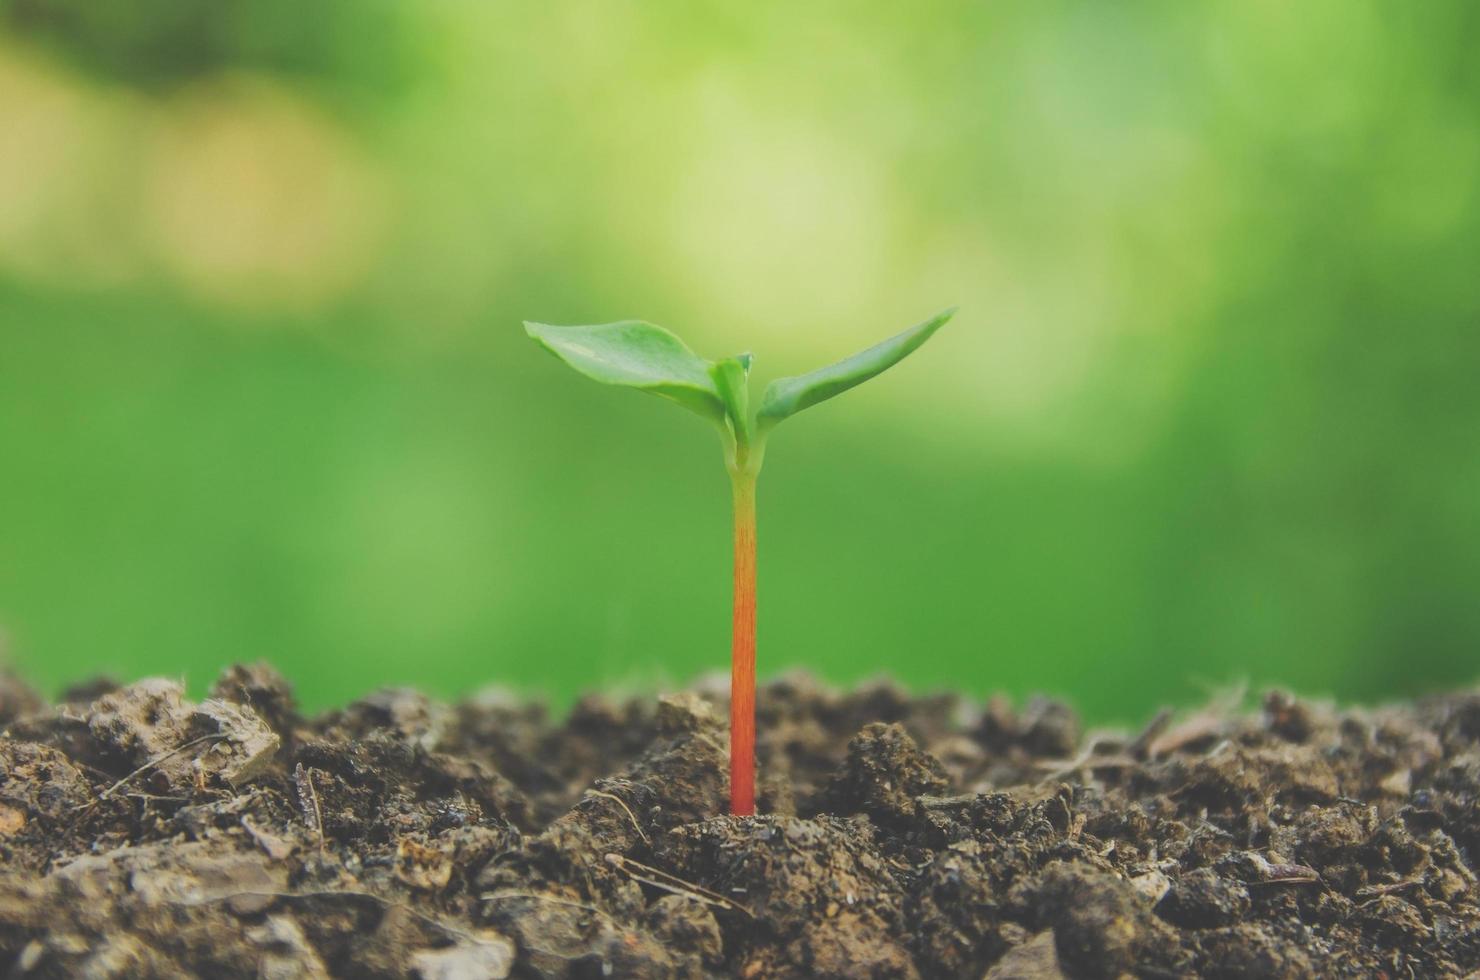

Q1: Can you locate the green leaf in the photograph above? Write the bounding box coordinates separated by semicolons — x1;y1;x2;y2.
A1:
757;308;955;429
525;320;726;424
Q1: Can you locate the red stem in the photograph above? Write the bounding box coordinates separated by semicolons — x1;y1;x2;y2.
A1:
729;473;757;816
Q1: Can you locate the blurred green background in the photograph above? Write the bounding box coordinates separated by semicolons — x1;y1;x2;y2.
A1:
1;1;1477;722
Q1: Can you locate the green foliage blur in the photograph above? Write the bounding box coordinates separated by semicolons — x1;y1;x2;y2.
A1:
1;2;1477;721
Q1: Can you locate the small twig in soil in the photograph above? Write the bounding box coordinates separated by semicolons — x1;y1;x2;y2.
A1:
124;792;191;803
1247;859;1323;887
77;733;227;809
72;759;119;783
480;891;611;919
192;890;491;946
1148;684;1246;759
604;853;752;916
1035;747;1139;782
581;789;650;845
1356;878;1425;899
1034;730;1139;784
294;763;327;853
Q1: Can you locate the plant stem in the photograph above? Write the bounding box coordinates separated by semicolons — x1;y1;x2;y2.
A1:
729;468;758;816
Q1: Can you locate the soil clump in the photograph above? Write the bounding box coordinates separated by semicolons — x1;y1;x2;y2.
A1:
0;666;1476;978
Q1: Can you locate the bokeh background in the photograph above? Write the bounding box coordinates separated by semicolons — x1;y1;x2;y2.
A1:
1;1;1477;722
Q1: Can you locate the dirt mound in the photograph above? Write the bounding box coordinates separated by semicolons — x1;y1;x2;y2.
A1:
0;666;1476;977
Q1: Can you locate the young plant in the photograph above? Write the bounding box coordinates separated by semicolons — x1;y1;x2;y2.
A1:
525;308;954;815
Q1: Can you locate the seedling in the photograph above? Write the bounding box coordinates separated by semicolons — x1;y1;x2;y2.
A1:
526;309;954;815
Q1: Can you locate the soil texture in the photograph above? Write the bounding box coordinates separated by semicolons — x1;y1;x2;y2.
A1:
0;666;1477;978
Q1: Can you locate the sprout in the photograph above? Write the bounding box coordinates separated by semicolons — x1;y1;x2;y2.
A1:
526;309;954;815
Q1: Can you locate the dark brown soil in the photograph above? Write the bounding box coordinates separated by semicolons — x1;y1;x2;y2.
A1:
0;666;1477;978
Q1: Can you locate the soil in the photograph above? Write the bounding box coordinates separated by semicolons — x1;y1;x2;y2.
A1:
0;666;1477;979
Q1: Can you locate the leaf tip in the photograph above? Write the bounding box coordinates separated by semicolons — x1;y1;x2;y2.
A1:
927;306;958;331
